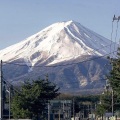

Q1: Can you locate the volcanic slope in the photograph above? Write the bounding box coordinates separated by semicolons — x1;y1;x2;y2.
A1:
0;20;117;93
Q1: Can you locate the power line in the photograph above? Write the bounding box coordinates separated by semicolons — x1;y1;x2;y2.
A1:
1;50;115;87
46;24;114;62
2;48;116;92
4;70;108;89
114;21;119;52
0;60;3;120
1;15;119;97
2;64;108;92
110;21;114;55
3;78;21;95
100;15;120;114
112;15;120;58
1;42;116;67
2;50;117;68
3;77;59;94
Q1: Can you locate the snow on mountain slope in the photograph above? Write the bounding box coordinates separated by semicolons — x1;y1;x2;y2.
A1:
0;20;116;66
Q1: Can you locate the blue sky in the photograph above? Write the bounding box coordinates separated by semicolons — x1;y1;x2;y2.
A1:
0;0;120;50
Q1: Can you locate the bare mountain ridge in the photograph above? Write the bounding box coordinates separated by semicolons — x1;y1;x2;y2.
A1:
0;20;117;93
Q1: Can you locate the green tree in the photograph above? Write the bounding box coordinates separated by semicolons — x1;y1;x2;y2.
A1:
107;47;120;95
108;48;120;107
98;47;120;114
11;78;60;119
95;91;111;119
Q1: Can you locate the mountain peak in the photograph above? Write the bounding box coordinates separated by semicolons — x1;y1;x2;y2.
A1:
47;20;78;31
64;20;78;24
62;20;76;24
0;20;117;65
1;20;117;92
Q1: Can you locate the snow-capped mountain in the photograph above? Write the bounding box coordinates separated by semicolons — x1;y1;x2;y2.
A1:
0;20;117;93
0;20;116;65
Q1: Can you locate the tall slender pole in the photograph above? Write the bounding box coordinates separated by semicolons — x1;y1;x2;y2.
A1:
73;98;75;120
6;88;10;120
48;102;50;120
59;109;60;120
111;58;114;116
9;87;10;120
0;60;3;120
83;105;84;119
112;89;114;116
63;101;64;119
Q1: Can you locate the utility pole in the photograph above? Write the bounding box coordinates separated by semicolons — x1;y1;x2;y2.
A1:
6;87;11;120
112;89;114;116
48;102;50;120
63;101;64;120
59;109;60;120
0;60;3;120
73;98;75;120
113;15;120;22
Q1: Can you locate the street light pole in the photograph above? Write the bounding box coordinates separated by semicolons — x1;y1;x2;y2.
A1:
6;87;10;120
73;98;75;120
0;60;3;120
112;89;114;116
48;102;50;120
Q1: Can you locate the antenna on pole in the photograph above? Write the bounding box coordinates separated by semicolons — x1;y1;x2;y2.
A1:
113;15;120;22
0;60;3;120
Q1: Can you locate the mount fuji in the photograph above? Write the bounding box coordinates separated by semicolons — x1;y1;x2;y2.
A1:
0;20;117;93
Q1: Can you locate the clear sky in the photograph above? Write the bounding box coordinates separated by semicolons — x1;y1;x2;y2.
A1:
0;0;120;50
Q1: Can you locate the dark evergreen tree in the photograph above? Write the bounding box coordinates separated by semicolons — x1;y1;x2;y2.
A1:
11;78;60;119
97;47;120;115
107;48;120;94
107;48;120;110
